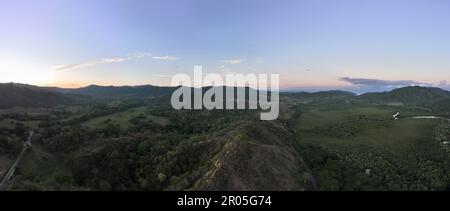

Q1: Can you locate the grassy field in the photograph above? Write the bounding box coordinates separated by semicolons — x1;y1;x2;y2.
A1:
0;107;50;115
0;118;40;130
83;106;170;129
300;118;439;152
293;104;443;153
293;106;394;130
290;104;449;190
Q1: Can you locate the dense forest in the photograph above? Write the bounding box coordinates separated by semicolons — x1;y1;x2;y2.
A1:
1;84;450;191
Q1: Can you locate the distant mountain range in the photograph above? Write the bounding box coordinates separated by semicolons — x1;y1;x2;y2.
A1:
283;90;356;103
52;84;177;99
1;83;450;109
0;83;178;108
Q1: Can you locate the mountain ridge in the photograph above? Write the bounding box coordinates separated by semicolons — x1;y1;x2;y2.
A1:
357;86;450;106
1;83;450;108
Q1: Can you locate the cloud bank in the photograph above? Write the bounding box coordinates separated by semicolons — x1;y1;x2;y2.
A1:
151;55;178;61
340;77;431;87
338;77;439;94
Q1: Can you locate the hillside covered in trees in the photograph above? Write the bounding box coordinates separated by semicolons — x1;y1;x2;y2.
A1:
1;84;450;191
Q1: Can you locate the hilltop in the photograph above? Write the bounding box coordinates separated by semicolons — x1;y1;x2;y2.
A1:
0;83;71;108
59;85;176;99
2;83;450;109
358;86;450;106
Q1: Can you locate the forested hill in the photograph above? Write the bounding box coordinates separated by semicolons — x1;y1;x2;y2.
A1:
57;85;177;99
358;86;450;106
3;83;450;109
0;83;71;108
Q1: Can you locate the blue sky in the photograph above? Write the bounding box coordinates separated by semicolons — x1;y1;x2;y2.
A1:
1;0;450;91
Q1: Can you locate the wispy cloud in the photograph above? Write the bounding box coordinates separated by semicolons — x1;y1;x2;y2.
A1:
153;74;173;78
220;59;243;65
53;53;177;71
340;77;431;87
152;55;178;61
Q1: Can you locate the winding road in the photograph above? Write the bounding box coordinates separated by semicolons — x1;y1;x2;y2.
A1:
0;131;33;191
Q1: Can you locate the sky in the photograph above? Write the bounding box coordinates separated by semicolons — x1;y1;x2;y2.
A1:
1;0;450;92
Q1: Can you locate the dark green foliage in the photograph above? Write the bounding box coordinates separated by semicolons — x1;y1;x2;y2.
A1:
2;85;450;191
358;86;450;106
64;85;176;99
0;83;71;108
0;135;22;156
290;102;450;191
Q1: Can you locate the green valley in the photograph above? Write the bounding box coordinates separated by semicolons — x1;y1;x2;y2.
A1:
1;84;450;191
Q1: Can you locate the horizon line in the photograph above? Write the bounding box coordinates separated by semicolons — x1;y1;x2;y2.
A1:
1;82;449;95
